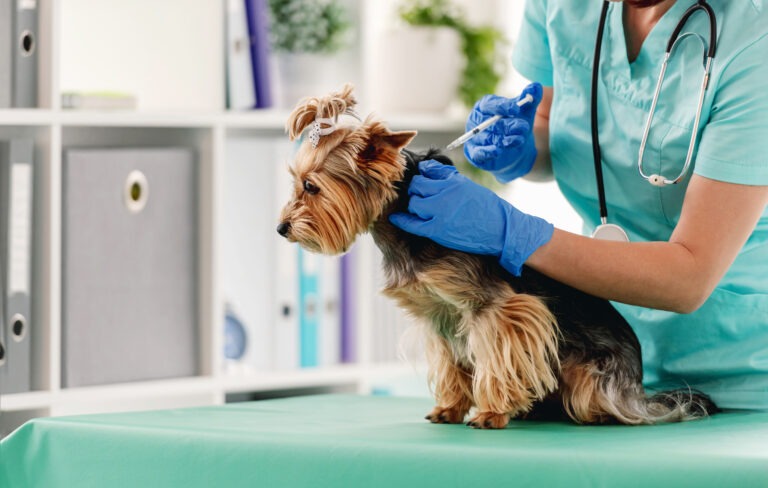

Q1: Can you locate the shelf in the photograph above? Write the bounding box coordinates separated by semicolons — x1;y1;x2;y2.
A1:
53;376;217;405
0;108;465;132
1;391;53;412
0;364;423;412
217;364;401;395
58;110;221;128
0;109;55;126
0;0;490;437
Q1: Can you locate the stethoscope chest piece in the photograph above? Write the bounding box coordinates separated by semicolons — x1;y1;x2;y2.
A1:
592;223;630;242
589;0;717;242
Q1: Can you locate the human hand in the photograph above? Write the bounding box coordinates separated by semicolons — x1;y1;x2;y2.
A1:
464;82;543;183
388;160;553;276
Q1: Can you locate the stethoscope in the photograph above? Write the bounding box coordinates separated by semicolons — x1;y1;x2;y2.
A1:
590;0;717;241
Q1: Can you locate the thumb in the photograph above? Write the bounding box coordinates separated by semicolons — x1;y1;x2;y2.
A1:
418;159;458;180
518;82;543;117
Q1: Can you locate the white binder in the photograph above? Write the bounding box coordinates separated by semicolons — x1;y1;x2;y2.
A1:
222;137;279;372
0;139;34;394
272;141;300;370
319;255;341;367
225;0;256;110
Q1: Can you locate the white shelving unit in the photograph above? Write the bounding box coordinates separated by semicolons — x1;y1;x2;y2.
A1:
0;0;464;436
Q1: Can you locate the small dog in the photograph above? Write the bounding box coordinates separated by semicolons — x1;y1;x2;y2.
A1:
277;85;717;428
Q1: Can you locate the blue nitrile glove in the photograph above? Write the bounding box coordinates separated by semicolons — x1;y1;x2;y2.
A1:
388;160;554;276
464;82;543;183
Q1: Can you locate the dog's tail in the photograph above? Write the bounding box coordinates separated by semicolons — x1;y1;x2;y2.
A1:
286;83;358;141
561;359;719;425
638;388;720;423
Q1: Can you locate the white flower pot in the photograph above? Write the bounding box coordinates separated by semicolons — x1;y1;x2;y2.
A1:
275;52;341;109
370;26;463;113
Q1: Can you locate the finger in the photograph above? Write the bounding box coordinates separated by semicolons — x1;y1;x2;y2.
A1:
388;212;432;236
498;134;526;148
477;94;520;117
476;83;544;119
466;130;495;148
408;175;450;198
479;120;529;145
518;82;543;117
465;110;487;131
495;118;530;136
418;159;458;179
406;195;435;220
465;144;501;169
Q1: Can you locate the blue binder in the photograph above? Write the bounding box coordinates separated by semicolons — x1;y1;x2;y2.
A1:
297;247;319;367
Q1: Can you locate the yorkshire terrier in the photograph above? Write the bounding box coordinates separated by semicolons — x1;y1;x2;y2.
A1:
277;85;717;429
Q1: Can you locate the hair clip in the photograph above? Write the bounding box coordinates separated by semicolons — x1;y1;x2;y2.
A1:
309;117;337;148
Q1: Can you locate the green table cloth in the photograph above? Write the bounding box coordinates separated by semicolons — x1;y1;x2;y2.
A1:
2;394;767;487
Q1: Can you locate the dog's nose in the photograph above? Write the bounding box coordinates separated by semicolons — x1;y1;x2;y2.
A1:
276;221;291;237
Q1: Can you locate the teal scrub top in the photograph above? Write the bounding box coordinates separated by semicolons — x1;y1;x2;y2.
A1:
513;0;768;409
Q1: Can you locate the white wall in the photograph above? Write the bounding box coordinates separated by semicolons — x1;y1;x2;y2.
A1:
60;0;224;111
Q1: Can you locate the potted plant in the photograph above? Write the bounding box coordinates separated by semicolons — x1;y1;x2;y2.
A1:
268;0;351;107
399;0;505;109
398;0;506;189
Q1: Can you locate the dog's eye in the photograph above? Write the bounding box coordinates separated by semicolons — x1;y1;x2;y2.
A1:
303;180;320;195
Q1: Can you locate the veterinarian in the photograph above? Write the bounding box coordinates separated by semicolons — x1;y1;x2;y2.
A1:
390;0;768;410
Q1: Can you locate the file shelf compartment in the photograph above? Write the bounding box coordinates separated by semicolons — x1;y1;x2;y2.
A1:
0;0;466;438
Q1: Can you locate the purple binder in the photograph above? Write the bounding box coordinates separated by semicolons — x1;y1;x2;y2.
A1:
244;0;273;108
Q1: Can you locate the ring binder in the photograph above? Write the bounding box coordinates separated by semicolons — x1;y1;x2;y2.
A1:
11;0;38;107
0;138;34;394
0;0;12;108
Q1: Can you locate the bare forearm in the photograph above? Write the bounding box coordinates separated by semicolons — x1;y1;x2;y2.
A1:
524;172;768;314
526;229;708;313
524;86;554;182
525;122;553;182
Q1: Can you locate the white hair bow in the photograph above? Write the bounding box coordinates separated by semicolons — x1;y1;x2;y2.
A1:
308;109;362;148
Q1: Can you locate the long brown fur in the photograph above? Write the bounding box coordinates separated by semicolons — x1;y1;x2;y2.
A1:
278;85;717;429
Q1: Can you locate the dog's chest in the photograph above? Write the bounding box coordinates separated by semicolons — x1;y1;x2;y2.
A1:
381;274;471;363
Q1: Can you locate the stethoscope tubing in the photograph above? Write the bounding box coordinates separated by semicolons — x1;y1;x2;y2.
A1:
590;0;717;223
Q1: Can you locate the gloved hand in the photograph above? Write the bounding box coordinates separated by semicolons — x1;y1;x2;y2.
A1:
464;82;543;183
388;160;554;276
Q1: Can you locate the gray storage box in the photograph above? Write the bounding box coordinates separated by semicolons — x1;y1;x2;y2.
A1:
62;147;198;387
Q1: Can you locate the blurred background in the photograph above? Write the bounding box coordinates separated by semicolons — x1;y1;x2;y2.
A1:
0;0;581;438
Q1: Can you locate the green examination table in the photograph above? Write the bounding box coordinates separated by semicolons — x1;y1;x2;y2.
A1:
2;394;767;487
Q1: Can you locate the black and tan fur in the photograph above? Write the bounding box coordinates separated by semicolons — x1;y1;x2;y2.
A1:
277;85;717;429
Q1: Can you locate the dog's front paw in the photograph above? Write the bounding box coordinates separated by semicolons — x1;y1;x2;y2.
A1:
466;411;509;429
425;405;468;424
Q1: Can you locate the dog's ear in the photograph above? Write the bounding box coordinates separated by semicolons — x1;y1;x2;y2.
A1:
356;125;417;184
358;128;417;163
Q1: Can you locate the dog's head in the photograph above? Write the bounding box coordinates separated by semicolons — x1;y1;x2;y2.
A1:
277;84;417;254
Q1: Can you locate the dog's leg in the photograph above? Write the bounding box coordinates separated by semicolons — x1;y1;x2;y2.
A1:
465;291;560;429
423;330;474;424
